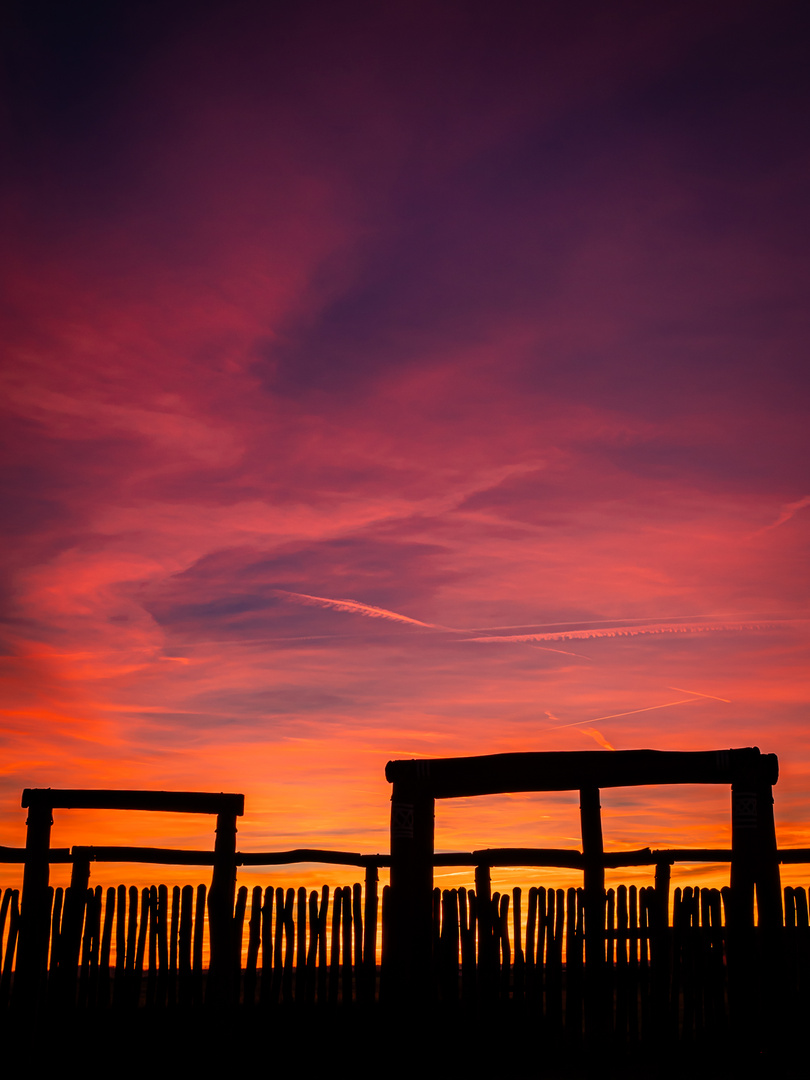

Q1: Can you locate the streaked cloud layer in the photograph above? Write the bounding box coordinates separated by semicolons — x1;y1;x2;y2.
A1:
2;1;809;886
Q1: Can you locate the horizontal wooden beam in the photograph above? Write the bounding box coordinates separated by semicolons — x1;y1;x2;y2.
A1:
3;842;806;871
777;848;810;864
649;848;732;864
471;847;585;869
21;789;245;816
0;846;71;864
72;846;216;866
385;747;777;797
239;849;390;868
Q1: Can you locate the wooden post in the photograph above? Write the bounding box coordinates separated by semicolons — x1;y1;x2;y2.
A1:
53;852;91;1005
352;882;363;1001
363;863;378;1002
17;800;52;1001
474;862;495;999
282;887;295;1002
329;886;341;1004
654;859;671;918
305;889;318;1004
650;858;673;1042
341;885;352;1003
730;780;758;929
754;761;782;1047
580;785;606;1040
179;884;193;1005
754;773;781;929
580;786;605;956
389;779;434;1003
317;886;328;1003
0;891;20;1006
513;886;524;1001
296;885;307;1001
207;810;238;1003
729;753;761;1047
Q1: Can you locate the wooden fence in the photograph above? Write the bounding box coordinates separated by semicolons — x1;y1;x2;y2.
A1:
1;878;809;1045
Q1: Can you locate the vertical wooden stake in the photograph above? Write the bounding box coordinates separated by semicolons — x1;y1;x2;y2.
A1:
475;863;495;1000
363;863;379;1002
654;860;671;919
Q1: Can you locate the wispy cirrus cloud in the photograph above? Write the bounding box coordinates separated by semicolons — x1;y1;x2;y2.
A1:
754;495;810;536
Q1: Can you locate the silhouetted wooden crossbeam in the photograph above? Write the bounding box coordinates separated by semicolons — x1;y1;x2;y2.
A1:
72;846;216;865
21;789;244;814
0;846;71;862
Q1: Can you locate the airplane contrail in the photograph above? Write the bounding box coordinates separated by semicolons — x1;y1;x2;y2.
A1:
275;589;440;629
666;686;731;703
527;644;593;660
546;686;730;739
463;620;782;644
274;592;798;659
549;697;702;729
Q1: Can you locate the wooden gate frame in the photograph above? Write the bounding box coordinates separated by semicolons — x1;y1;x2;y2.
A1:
385;747;780;988
17;788;244;998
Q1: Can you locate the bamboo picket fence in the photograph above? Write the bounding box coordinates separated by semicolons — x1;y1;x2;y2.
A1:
1;877;808;1046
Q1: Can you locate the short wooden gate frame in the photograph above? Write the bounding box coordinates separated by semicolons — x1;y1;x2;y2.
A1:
17;788;244;997
385;747;781;984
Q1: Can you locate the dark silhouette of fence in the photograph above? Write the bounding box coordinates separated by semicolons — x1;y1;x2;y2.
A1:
1;872;809;1051
2;747;809;1058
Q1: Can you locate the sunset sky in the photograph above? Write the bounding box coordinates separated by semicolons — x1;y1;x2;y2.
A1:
2;0;809;893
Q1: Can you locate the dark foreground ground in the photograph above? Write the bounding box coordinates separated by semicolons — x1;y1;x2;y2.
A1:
1;1005;805;1080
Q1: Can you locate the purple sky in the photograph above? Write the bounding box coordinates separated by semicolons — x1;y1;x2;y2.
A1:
2;1;809;887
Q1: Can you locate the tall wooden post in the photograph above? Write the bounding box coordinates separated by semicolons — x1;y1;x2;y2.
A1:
17;800;52;1002
729;753;761;1046
730;780;758;929
651;859;672;1042
754;765;781;929
729;748;780;926
754;758;782;1048
207;810;238;1003
729;772;756;963
580;786;605;1039
389;780;434;1003
580;786;605;956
